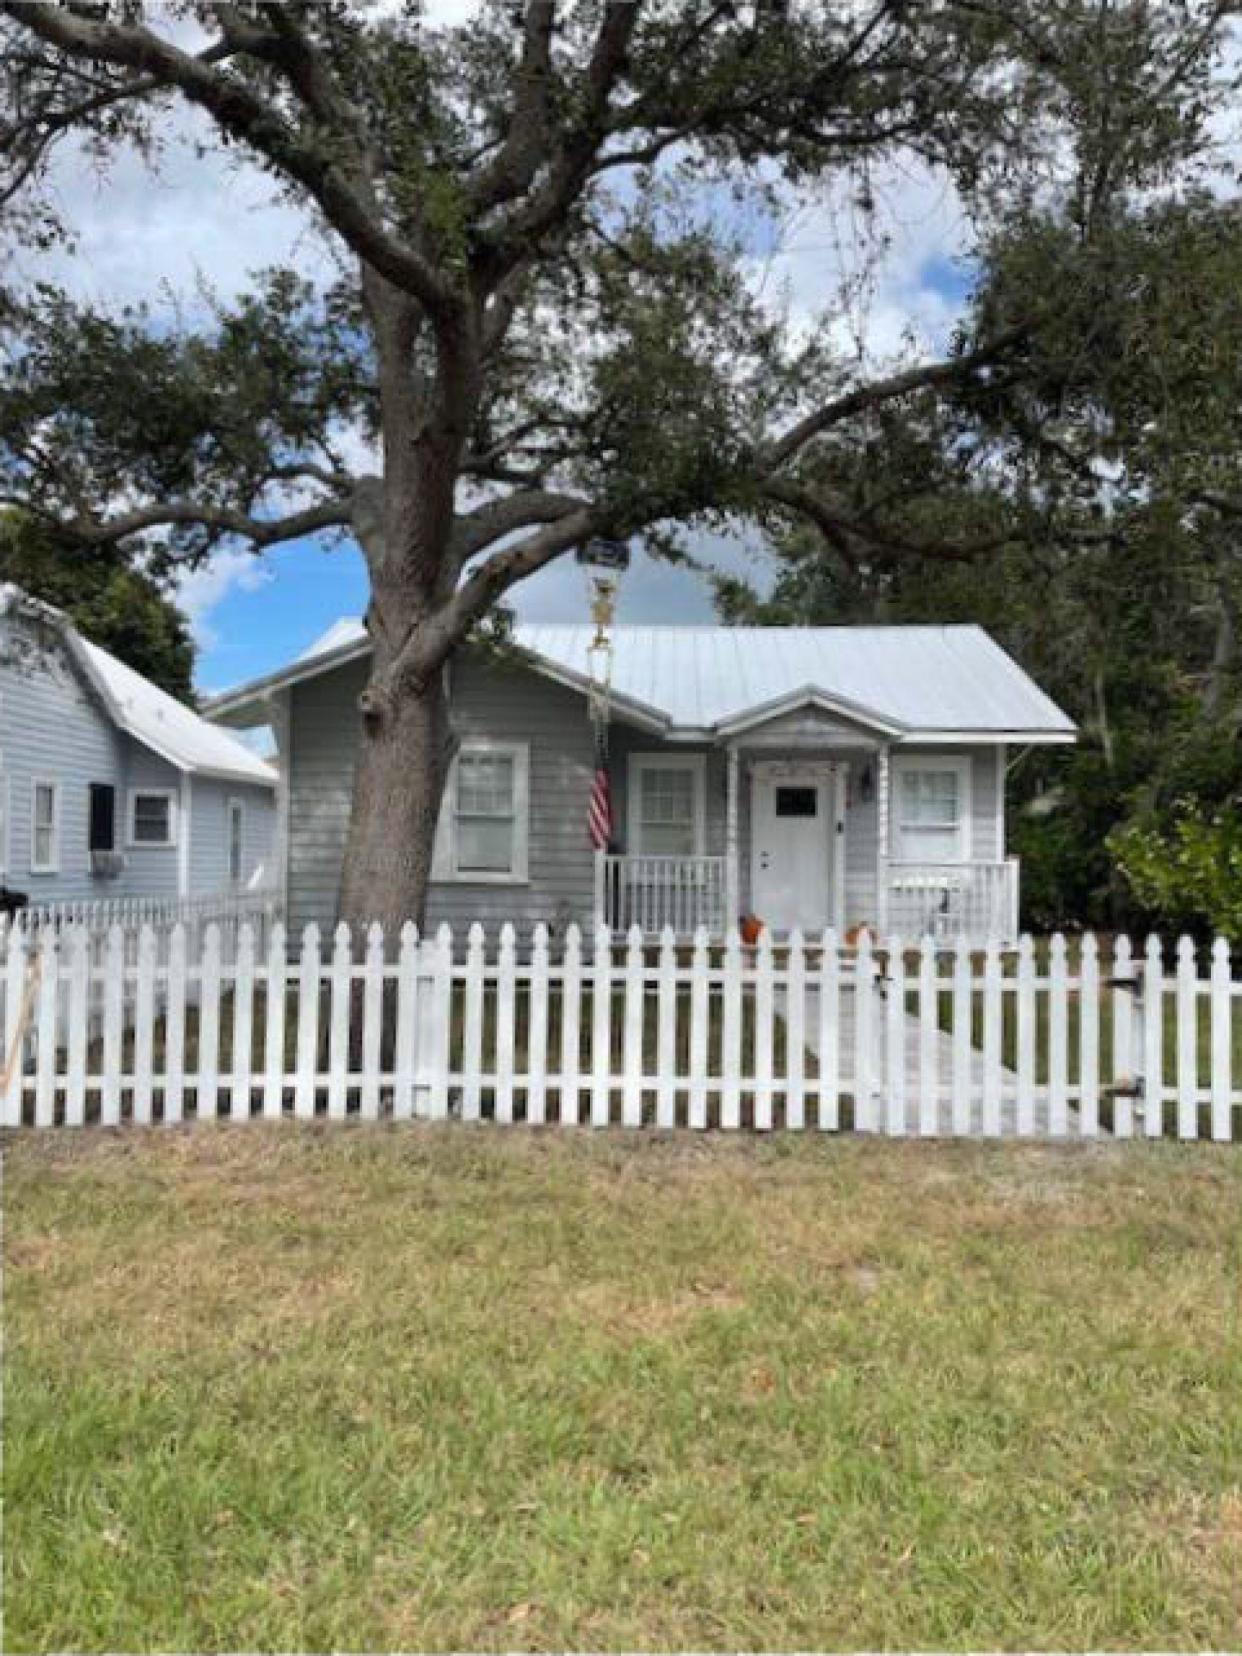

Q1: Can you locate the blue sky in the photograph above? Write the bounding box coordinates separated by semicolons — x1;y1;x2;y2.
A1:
15;10;977;697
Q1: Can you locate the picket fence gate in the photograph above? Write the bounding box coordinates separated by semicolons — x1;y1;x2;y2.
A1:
1;920;1239;1139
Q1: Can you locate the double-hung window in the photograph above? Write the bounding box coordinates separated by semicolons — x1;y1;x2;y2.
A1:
628;754;705;857
31;780;60;873
892;759;970;863
129;790;176;848
434;742;529;883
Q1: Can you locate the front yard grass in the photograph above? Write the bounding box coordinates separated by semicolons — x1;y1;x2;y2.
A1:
5;1126;1241;1652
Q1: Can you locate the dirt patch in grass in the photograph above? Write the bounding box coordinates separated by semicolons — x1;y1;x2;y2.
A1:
5;1125;1242;1652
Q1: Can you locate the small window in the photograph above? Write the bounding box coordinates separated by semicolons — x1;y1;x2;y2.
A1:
89;783;117;853
775;785;818;818
893;763;969;863
31;780;60;873
129;790;175;847
228;799;244;884
630;756;704;857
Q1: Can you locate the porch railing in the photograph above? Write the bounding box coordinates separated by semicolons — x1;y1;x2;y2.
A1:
886;858;1019;943
597;854;728;938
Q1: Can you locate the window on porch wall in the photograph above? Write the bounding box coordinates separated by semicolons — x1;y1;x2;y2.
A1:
893;765;967;862
625;758;705;861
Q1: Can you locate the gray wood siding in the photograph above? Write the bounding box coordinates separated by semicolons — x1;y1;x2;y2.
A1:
287;655;601;935
188;777;277;896
1;609;273;903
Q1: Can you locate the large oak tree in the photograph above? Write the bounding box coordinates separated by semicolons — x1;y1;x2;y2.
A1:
0;0;1230;929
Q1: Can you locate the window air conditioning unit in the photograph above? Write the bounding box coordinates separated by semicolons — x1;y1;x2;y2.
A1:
90;850;127;878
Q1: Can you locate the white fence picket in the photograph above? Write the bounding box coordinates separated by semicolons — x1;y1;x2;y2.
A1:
1176;936;1198;1140
132;926;156;1127
1110;935;1136;1139
656;927;678;1129
65;927;89;1128
1143;935;1165;1139
496;924;518;1125
360;924;384;1123
688;928;709;1130
527;925;550;1125
785;930;806;1132
33;931;58;1129
262;922;287;1120
884;937;906;1137
392;923;419;1122
917;936;937;1137
231;923;256;1121
294;923;321;1119
1048;933;1068;1138
818;930;840;1132
1210;937;1232;1143
951;942;971;1137
559;925;582;1127
1079;933;1100;1138
3;919;1237;1144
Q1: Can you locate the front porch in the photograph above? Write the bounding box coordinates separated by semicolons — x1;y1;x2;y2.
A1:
594;714;1019;944
595;852;1020;943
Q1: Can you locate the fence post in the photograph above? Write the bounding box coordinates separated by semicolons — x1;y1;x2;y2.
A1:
65;926;90;1128
133;925;156;1127
359;923;384;1123
294;923;321;1119
786;929;806;1132
33;929;59;1129
392;923;419;1122
688;927;710;1130
981;937;1002;1137
231;922;256;1121
101;925;125;1127
656;926;678;1129
917;934;937;1136
753;926;774;1131
1015;934;1036;1137
261;922;287;1121
951;940;972;1136
622;924;644;1127
1048;933;1068;1138
327;923;352;1121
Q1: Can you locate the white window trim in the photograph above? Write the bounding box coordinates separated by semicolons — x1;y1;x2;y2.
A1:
890;754;972;864
432;739;530;885
127;787;178;850
627;751;708;857
30;777;61;875
227;797;244;885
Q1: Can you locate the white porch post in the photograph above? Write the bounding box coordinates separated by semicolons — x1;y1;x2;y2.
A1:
593;850;607;930
875;744;891;935
724;743;740;935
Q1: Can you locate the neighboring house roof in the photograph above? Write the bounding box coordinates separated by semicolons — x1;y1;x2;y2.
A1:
207;619;1076;744
0;583;277;786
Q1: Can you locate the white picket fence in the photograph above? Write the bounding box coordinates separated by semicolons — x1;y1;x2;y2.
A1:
1;922;1239;1139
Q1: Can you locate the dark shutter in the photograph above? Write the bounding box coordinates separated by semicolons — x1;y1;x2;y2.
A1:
88;783;116;852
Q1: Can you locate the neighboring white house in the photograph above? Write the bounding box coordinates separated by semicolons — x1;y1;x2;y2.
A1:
0;584;277;912
209;621;1075;944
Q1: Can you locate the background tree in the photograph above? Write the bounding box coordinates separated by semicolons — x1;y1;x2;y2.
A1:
722;187;1242;934
0;510;195;700
0;0;1231;929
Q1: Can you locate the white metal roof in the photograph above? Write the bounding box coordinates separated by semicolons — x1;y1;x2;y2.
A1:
209;618;1074;742
1;583;277;785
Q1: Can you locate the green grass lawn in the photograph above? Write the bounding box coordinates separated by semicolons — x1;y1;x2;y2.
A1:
5;1127;1241;1652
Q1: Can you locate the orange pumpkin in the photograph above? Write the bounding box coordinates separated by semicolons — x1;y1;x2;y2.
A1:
739;914;764;946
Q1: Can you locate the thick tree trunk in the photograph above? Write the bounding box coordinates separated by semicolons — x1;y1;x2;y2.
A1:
337;656;454;935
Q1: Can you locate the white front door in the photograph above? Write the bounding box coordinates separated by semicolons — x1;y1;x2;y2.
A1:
750;766;840;932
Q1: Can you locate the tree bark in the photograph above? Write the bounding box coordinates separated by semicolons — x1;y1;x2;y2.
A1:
337;645;454;936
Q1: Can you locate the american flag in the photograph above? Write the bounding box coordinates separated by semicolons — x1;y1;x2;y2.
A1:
587;723;612;851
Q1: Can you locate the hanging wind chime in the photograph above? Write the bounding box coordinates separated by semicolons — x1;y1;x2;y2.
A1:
578;537;629;855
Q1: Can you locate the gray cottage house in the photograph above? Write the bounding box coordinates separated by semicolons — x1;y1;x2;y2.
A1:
209;621;1074;944
0;585;277;914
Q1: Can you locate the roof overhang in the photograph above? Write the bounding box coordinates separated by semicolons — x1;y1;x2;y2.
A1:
207;630;674;737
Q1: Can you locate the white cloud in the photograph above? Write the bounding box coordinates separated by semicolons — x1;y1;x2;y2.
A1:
175;549;275;649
